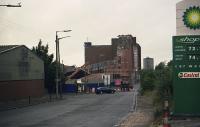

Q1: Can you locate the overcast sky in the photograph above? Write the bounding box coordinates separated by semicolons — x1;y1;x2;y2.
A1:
0;0;182;67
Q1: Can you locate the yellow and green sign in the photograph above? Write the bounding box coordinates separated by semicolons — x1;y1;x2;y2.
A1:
173;35;200;115
183;6;200;30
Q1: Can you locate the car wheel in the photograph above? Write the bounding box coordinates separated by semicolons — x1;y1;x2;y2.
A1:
100;91;103;94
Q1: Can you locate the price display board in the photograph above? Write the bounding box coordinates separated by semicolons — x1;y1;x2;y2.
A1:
173;35;200;115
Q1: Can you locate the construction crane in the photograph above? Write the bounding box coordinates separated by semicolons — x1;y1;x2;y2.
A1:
0;2;21;7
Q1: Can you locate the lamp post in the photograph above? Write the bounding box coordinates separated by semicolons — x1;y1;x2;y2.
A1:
55;30;71;99
0;3;21;7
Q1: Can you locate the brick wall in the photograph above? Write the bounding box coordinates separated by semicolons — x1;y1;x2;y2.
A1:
85;45;113;65
0;79;44;101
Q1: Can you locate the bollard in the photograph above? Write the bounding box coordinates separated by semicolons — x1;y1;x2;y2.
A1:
29;96;31;104
163;100;171;127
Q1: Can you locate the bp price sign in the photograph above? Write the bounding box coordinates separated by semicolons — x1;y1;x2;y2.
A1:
173;35;200;115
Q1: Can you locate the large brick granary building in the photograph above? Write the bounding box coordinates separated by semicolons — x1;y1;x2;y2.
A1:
84;35;141;88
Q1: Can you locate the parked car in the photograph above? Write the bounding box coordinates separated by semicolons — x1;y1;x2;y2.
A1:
96;87;116;94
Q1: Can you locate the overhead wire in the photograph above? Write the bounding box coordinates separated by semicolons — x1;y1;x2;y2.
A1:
0;16;54;42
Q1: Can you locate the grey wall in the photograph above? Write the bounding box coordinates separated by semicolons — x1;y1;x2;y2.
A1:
0;46;44;81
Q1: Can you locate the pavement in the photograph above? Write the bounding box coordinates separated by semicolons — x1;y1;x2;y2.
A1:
118;92;154;127
170;118;200;127
0;93;80;111
0;95;51;111
0;92;134;127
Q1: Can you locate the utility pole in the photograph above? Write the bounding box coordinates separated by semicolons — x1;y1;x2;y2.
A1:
60;60;64;98
55;33;59;98
55;30;71;99
0;3;21;7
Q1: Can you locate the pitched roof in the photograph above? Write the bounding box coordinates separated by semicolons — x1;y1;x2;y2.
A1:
0;45;22;55
0;45;44;63
68;67;89;79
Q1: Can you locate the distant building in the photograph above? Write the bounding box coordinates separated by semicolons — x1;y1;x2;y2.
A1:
143;57;154;70
84;35;141;88
0;45;44;101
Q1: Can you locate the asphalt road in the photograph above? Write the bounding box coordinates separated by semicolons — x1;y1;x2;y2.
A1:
0;92;134;127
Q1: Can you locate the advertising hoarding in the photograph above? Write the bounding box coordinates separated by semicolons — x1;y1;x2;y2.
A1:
173;35;200;115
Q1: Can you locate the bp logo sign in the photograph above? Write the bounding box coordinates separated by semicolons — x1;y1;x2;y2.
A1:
183;6;200;30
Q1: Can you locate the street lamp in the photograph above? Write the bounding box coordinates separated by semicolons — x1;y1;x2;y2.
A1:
0;3;21;7
55;30;71;99
56;30;72;33
58;36;71;40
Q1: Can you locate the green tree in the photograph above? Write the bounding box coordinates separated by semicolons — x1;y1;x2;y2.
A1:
153;61;173;118
154;61;173;98
32;39;56;91
140;61;173;118
141;70;156;92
